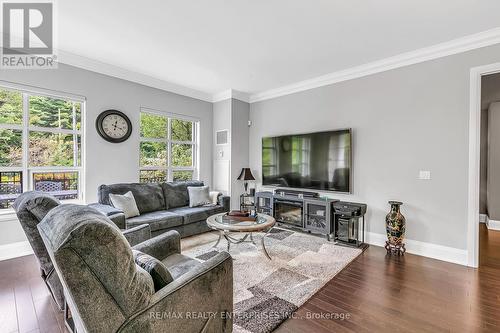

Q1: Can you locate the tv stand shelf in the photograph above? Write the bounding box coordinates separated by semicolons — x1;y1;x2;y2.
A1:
255;190;366;247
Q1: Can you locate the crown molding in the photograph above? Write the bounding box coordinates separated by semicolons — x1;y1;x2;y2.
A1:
249;27;500;103
57;50;214;102
54;27;500;105
212;89;232;102
212;89;250;103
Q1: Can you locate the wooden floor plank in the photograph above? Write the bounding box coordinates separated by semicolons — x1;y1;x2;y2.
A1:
277;224;500;332
0;286;18;333
2;224;500;332
14;284;39;333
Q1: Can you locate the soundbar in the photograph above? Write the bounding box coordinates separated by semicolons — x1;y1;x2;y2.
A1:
273;188;320;198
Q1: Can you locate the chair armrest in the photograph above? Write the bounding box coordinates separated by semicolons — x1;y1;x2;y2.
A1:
122;224;151;246
88;203;126;229
218;195;230;212
120;252;233;333
132;230;181;260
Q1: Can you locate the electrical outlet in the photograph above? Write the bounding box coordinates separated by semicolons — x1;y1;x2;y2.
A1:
418;170;431;180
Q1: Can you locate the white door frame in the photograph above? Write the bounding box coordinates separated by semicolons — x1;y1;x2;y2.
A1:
467;62;500;267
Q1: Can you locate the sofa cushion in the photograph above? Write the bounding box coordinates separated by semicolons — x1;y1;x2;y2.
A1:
98;183;165;214
168;205;225;225
127;211;183;232
132;250;173;291
162;180;204;209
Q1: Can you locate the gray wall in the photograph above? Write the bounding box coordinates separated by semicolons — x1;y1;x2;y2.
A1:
250;43;500;250
212;98;250;209
0;63;213;246
487;102;500;220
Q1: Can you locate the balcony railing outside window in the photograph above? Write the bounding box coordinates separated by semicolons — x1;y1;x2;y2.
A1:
0;171;22;209
0;86;84;210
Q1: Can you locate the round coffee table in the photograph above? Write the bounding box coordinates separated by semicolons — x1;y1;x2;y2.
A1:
206;213;276;259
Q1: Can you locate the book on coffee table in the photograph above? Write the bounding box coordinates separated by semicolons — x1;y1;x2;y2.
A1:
225;210;256;221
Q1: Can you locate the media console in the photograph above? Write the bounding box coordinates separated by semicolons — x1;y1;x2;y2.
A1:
255;189;367;247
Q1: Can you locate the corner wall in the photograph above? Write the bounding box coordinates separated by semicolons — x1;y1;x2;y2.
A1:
212;98;250;210
249;43;500;260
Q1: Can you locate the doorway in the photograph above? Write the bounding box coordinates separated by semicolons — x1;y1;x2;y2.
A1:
479;73;500;268
468;63;500;268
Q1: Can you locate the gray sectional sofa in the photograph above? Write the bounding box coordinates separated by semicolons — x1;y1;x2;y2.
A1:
94;181;230;238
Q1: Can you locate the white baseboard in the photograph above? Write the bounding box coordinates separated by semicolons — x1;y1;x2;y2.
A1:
486;216;500;231
365;232;467;266
0;241;33;261
480;214;487;223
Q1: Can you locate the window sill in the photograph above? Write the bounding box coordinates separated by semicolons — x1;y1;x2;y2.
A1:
0;198;84;222
0;210;17;223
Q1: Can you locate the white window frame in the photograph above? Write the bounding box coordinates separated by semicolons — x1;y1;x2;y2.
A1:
139;107;200;182
0;83;85;209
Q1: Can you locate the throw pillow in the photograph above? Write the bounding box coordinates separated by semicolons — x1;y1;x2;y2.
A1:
209;191;221;205
132;250;173;291
188;186;211;207
109;191;140;218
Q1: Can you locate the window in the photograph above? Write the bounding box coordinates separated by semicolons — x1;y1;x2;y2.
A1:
139;110;198;183
291;136;310;176
262;137;278;177
0;87;83;209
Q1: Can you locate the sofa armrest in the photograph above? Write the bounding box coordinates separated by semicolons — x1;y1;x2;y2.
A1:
122;224;151;246
88;202;122;216
132;230;181;260
120;252;233;333
88;203;126;229
218;195;230;212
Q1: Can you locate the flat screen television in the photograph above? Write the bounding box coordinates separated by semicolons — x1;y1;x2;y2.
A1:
262;129;352;193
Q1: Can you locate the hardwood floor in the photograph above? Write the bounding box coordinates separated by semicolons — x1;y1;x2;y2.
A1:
1;225;499;333
276;224;500;333
0;255;67;333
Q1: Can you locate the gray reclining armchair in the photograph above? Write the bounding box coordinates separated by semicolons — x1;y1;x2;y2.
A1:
38;204;233;333
13;191;65;309
13;191;152;310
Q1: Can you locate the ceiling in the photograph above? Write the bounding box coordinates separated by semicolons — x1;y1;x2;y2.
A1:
55;1;500;100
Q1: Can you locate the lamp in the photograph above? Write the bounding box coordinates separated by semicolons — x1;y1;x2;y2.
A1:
237;168;255;194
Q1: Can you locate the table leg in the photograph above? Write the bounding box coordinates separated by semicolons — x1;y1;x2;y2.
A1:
261;228;273;260
224;232;231;251
212;230;223;248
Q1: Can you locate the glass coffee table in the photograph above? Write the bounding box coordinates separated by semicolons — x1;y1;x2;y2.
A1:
206;212;276;259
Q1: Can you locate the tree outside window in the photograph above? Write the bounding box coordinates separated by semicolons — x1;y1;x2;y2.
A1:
139;110;198;183
0;87;83;209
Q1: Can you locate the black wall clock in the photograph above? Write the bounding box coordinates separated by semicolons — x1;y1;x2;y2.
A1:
96;110;132;143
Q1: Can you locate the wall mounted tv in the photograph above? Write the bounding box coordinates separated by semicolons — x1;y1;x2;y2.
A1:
262;129;352;193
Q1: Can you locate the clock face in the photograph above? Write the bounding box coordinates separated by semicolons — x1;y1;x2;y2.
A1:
96;110;132;143
102;114;129;139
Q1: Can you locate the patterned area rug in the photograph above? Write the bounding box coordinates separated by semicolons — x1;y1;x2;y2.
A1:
181;228;362;333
